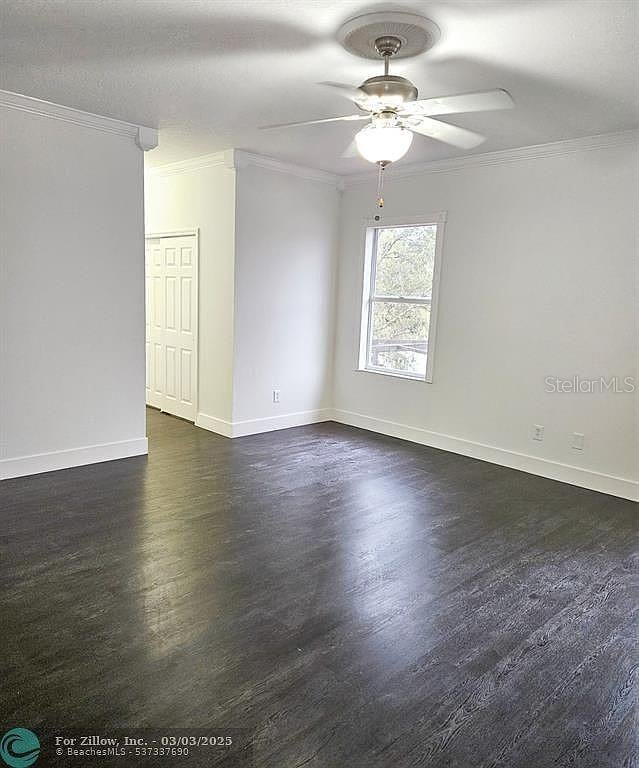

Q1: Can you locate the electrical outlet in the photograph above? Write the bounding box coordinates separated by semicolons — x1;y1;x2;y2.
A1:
272;389;280;404
533;424;545;441
572;432;585;451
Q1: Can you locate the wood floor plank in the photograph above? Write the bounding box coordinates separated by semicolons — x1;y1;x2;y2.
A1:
1;408;636;767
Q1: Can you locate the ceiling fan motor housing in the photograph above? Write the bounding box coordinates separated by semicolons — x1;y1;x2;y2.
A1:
359;75;418;107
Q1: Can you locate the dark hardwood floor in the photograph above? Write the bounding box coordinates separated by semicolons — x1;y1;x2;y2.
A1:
1;407;637;767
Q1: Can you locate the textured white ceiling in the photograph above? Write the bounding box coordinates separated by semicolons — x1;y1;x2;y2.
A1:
1;0;637;172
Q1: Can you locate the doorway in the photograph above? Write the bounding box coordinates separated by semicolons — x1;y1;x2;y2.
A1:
145;231;199;422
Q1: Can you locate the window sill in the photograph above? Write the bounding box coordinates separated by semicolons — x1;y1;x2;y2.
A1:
356;367;431;383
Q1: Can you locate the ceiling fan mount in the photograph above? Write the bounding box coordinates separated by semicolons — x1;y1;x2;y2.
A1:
373;34;403;59
337;11;441;60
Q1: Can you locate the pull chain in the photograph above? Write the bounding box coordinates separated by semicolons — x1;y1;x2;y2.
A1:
376;162;386;208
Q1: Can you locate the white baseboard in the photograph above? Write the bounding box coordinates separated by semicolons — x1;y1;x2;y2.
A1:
232;409;333;437
333;409;639;503
196;409;332;439
195;412;233;438
0;437;148;480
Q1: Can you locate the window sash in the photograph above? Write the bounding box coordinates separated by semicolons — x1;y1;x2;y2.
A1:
370;296;432;305
366;300;430;377
363;224;438;380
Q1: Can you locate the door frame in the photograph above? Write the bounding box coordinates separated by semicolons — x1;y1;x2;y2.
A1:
144;228;200;421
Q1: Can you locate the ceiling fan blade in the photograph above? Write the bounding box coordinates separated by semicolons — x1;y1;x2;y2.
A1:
319;81;370;106
401;89;514;118
260;114;368;130
404;116;486;149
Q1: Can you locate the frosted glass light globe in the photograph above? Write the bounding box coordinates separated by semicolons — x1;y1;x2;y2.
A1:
355;123;413;164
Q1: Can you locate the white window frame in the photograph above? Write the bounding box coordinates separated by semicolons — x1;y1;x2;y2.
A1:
357;212;446;383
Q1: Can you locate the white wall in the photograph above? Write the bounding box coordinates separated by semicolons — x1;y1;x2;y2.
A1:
145;156;236;424
232;162;339;434
0;104;148;477
334;137;639;499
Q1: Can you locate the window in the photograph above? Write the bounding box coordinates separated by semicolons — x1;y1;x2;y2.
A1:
359;215;445;382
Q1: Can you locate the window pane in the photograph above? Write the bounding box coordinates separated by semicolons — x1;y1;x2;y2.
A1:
374;225;437;298
368;301;429;377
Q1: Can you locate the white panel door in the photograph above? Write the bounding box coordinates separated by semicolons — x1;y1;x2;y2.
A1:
145;235;197;421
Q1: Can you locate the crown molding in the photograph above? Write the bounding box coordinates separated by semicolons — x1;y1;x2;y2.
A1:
136;126;159;152
146;150;233;177
233;149;341;187
0;88;157;149
149;148;341;186
342;129;639;187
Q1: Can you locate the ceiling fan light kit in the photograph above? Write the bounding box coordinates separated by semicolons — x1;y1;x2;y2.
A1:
260;11;514;207
355;114;414;164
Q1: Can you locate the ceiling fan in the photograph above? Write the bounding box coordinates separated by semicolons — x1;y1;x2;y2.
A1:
260;12;514;205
